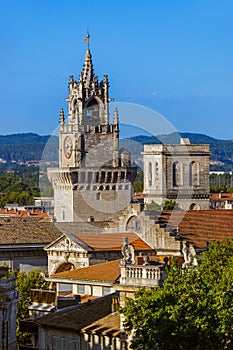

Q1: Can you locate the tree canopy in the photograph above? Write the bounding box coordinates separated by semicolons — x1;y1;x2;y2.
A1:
11;269;49;345
121;238;233;350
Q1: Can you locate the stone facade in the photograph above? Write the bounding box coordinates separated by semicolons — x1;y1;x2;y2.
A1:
45;232;154;276
0;267;19;350
143;138;210;210
48;48;137;223
45;234;90;275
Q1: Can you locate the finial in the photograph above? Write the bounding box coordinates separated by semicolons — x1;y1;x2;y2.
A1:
113;108;119;125
59;108;65;125
84;30;90;49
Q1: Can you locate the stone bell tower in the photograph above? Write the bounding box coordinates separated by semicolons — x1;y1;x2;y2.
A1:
48;40;137;222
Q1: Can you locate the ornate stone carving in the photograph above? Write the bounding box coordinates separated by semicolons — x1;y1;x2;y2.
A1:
121;237;135;265
182;242;198;267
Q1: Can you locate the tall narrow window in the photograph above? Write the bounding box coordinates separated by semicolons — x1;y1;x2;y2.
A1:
87;172;92;183
52;336;58;350
72;339;80;350
173;162;183;187
155;161;159;189
148;162;152;186
62;337;67;350
189;161;200;186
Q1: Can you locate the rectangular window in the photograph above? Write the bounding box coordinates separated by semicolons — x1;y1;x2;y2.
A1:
59;283;72;293
62;337;67;350
78;284;85;294
96;192;100;200
52;336;58;350
103;286;111;295
72;339;80;350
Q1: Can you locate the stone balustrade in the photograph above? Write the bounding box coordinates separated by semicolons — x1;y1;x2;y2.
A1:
120;263;164;288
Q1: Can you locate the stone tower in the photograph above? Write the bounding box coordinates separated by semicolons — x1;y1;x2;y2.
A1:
48;45;137;222
143;138;210;210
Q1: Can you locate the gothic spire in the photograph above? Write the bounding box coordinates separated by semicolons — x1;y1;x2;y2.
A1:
83;37;94;89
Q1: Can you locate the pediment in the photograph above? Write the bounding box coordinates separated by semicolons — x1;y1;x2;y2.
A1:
44;234;88;253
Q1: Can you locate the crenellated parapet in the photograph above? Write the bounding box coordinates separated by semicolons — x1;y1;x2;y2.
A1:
48;41;137;222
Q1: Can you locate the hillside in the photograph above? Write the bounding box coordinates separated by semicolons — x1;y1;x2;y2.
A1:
0;132;232;171
126;132;233;171
0;133;58;164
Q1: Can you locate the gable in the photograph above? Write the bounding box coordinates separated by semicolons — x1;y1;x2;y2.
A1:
44;233;89;253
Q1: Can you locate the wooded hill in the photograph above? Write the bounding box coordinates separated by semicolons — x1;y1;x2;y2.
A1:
0;133;58;163
123;132;233;171
0;132;232;171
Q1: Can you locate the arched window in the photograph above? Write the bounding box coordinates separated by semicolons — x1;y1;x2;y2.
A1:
148;162;152;186
72;99;77;114
189;161;200;186
155;161;159;189
173;161;183;187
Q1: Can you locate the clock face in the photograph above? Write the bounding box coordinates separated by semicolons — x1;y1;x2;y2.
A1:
64;136;73;159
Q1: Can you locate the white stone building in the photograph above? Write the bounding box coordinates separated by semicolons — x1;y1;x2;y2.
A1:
143;138;210;210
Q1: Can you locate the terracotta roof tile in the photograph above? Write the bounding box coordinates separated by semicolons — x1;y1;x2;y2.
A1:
51;259;121;283
75;232;151;251
36;294;116;331
0;218;61;245
83;312;120;336
210;193;233;201
0;208;50;220
158;209;233;249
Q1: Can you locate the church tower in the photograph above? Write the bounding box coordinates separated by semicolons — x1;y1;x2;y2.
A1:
48;38;137;222
143;138;210;210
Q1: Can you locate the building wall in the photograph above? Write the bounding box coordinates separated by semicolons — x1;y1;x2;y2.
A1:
143;142;210;210
0;270;19;350
39;328;121;350
51;169;134;223
53;186;74;222
39;328;82;350
0;249;48;273
73;186;132;222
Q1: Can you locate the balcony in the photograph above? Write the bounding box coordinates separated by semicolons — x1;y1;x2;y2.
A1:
30;289;56;304
120;264;165;287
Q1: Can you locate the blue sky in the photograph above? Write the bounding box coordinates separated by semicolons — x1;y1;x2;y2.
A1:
1;0;233;139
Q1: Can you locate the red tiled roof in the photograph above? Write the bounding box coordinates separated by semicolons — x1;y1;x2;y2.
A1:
51;259;121;282
158;209;233;249
133;192;144;199
210;193;233;202
0;218;61;244
36;294;116;331
83;312;120;336
0;208;50;221
75;232;151;251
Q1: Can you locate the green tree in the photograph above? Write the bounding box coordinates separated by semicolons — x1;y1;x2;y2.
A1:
162;200;178;210
0;165;40;207
145;200;161;210
134;181;143;193
121;238;233;350
11;269;49;345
